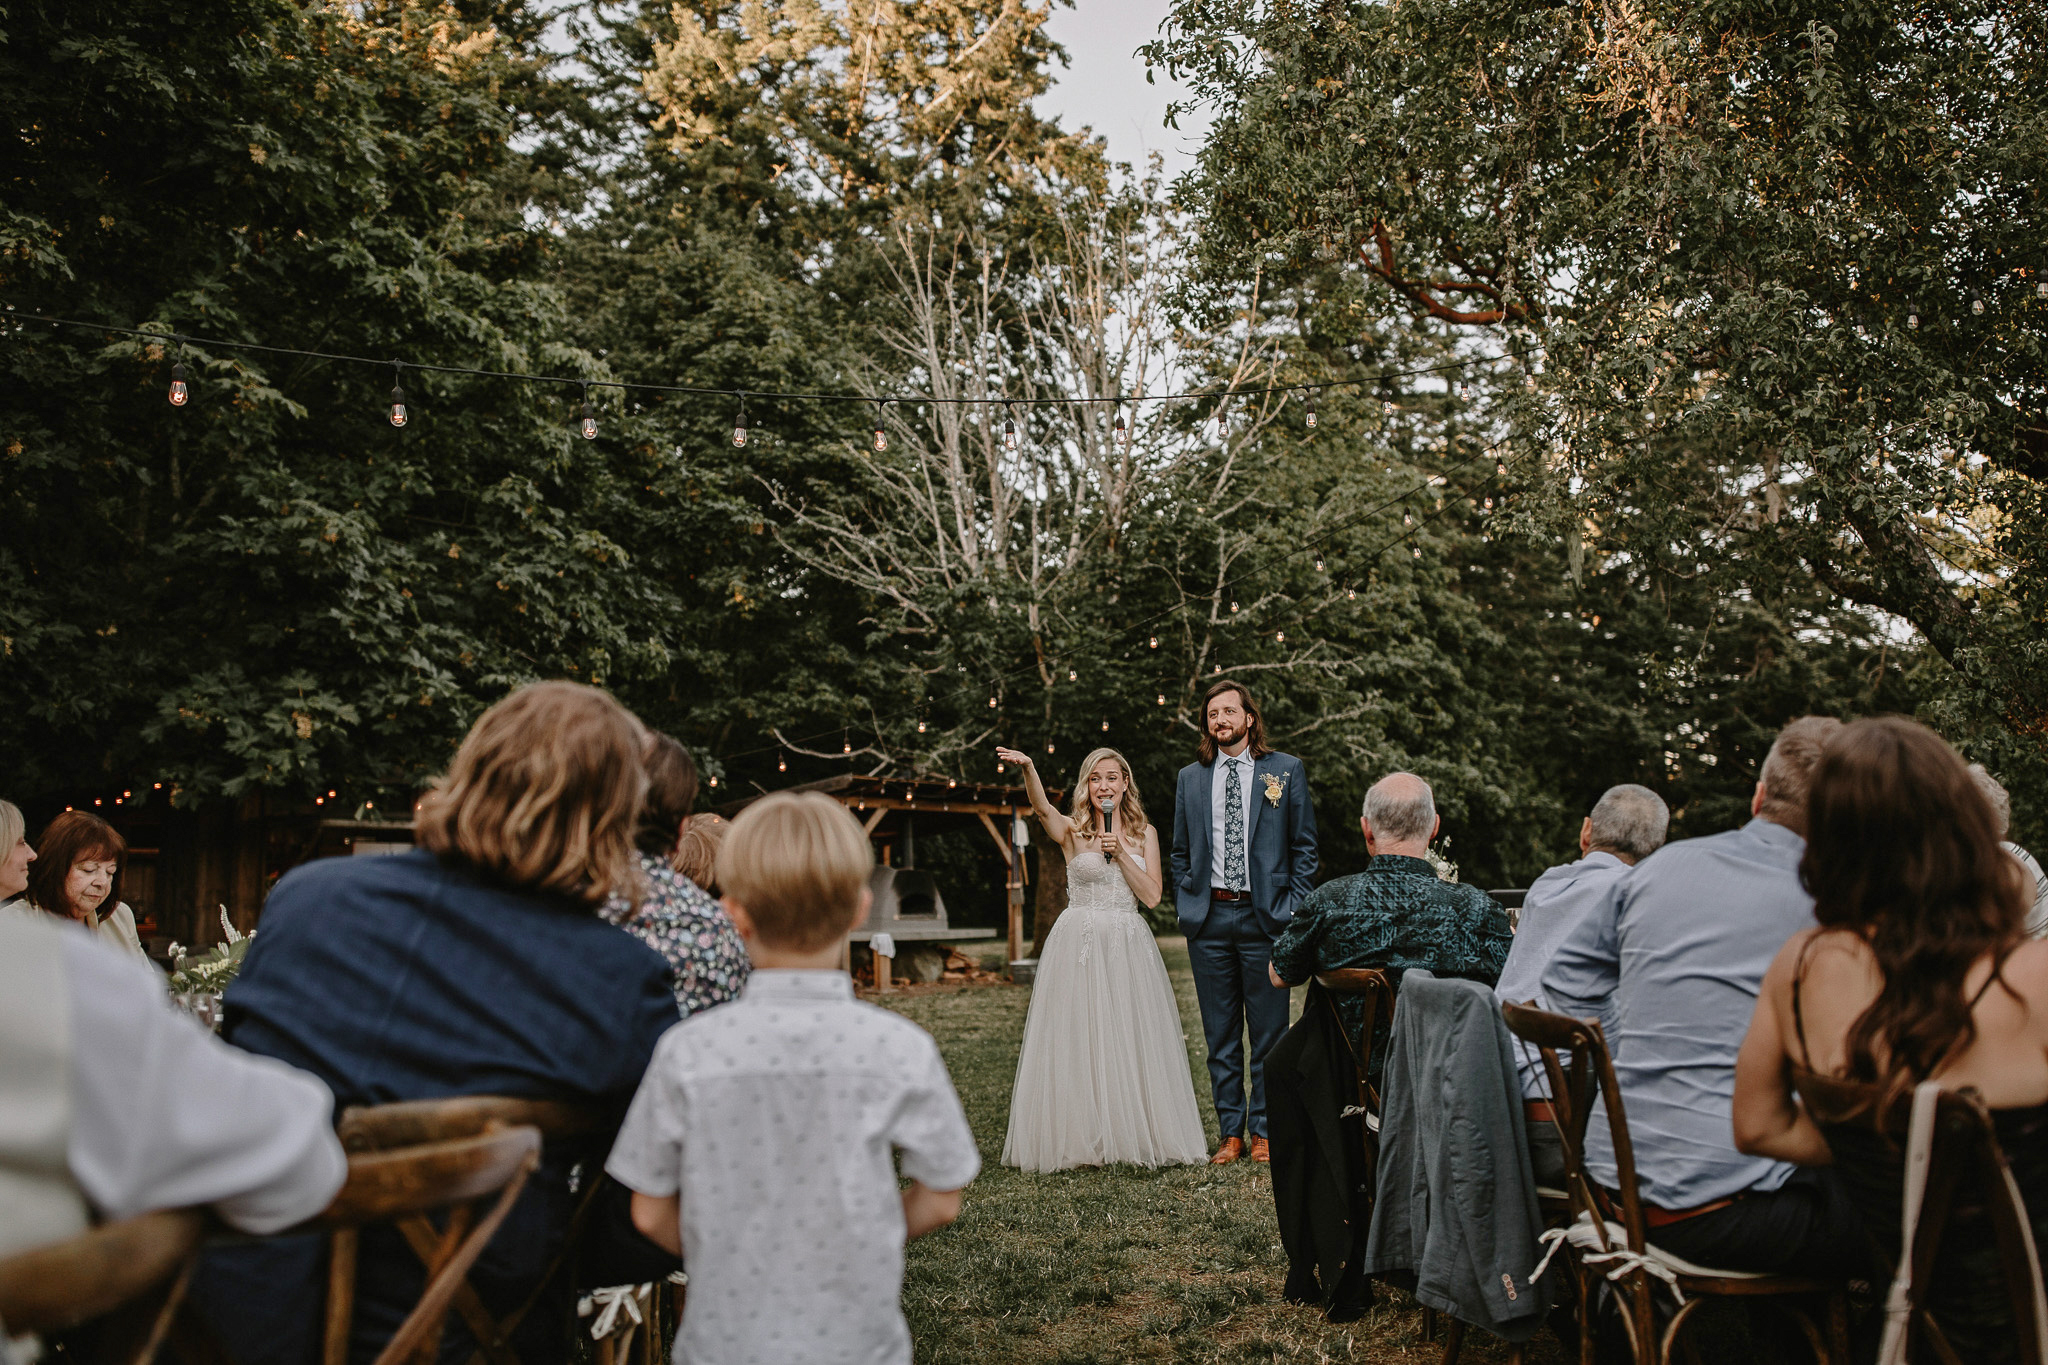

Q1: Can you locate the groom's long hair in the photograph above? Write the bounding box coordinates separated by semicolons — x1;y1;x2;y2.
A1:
1198;679;1273;765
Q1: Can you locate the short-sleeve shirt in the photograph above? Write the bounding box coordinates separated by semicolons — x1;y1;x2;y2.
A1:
607;970;981;1365
600;853;750;1017
1270;854;1512;1087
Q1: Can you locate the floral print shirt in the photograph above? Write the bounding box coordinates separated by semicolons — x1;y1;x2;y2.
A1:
601;853;750;1018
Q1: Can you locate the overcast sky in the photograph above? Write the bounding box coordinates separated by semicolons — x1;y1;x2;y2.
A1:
1037;0;1214;183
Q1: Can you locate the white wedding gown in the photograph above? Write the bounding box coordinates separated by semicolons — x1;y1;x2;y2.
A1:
1001;847;1209;1171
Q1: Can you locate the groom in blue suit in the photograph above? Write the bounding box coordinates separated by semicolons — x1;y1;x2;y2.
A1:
1170;679;1319;1163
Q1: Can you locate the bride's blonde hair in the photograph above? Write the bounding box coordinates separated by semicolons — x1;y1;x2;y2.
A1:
1064;747;1150;842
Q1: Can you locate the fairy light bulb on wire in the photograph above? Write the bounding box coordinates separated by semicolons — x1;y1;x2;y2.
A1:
1314;555;1325;572
732;394;748;449
168;360;189;408
388;362;408;429
1972;295;1986;316
1113;411;1128;447
2038;278;2048;300
1908;308;1920;330
1004;404;1018;451
579;385;598;440
872;402;888;453
1304;389;1317;430
778;754;787;773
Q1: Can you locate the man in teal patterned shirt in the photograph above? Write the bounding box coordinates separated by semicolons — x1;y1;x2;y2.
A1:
1269;772;1512;1087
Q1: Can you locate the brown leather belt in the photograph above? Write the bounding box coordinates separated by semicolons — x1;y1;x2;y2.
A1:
1600;1186;1737;1228
1524;1099;1558;1125
1210;887;1249;902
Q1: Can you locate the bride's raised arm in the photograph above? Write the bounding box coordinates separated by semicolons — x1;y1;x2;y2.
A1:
994;747;1072;849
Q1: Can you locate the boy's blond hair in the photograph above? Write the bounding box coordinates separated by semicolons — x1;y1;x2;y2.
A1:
718;792;873;950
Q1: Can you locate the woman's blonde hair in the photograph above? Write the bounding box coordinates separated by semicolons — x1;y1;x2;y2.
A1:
0;800;22;861
415;681;648;908
717;792;872;951
1064;747;1150;842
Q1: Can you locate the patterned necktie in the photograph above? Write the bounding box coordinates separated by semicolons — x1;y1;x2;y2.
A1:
1222;757;1248;891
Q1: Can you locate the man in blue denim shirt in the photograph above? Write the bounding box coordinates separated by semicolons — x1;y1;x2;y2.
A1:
1542;717;1862;1274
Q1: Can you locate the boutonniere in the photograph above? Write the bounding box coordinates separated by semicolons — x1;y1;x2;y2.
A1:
1260;772;1286;807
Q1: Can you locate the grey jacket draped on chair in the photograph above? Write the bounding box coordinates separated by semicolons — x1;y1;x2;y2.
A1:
1363;970;1553;1342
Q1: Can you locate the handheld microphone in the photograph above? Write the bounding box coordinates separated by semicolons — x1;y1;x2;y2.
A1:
1099;796;1117;851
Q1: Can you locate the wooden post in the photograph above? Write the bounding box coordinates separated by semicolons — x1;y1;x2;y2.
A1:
874;945;892;993
1006;807;1025;966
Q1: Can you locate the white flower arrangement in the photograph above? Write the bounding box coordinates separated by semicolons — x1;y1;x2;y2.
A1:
167;906;254;994
1425;838;1460;883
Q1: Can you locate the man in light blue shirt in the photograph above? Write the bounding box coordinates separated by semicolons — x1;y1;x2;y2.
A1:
1495;784;1669;1184
1541;717;1862;1274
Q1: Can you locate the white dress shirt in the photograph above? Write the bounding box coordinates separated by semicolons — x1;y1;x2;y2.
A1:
1209;749;1257;890
607;970;981;1365
0;912;347;1257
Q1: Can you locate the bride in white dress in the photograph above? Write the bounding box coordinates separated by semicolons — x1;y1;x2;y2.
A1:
994;744;1208;1171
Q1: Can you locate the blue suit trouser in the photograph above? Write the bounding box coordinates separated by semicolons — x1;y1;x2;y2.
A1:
1187;898;1292;1139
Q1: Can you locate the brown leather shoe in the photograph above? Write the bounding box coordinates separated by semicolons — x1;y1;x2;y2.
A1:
1210;1136;1246;1165
1249;1136;1271;1163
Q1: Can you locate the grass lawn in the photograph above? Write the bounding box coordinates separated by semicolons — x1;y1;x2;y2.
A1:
874;939;1565;1365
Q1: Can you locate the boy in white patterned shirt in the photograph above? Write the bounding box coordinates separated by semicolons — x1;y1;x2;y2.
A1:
608;791;980;1365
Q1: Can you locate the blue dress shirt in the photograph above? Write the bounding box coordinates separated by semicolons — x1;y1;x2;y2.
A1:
194;848;680;1365
1493;850;1633;1099
1540;818;1814;1210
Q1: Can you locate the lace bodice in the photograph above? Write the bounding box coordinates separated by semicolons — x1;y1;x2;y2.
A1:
1064;847;1143;915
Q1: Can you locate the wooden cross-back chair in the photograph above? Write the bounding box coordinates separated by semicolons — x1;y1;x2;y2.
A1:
1793;1068;2048;1365
327;1098;604;1365
0;1208;207;1365
1500;1001;1849;1365
1310;967;1394;1198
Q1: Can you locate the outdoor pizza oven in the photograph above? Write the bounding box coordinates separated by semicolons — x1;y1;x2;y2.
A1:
862;866;948;933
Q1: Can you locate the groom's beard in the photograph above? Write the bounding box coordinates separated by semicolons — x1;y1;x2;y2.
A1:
1210;722;1248;750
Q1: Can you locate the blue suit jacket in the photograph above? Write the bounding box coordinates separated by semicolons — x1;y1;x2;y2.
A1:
1170;749;1319;936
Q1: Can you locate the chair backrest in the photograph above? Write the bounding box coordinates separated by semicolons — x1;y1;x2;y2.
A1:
1312;967;1393;1090
308;1125;543;1365
336;1095;603;1153
1501;999;1664;1357
0;1207;205;1339
1795;1068;2048;1365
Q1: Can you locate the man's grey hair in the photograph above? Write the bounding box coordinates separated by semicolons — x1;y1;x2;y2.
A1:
1758;716;1843;833
1968;763;2013;838
1587;784;1670;861
1362;772;1435;844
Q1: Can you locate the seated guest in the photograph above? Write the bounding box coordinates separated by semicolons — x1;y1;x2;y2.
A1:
600;732;749;1017
1495;783;1668;1184
192;681;680;1365
2;910;345;1259
1;798;34;913
27;809;146;959
1543;716;1860;1274
1968;763;2048;938
1736;717;2048;1362
673;810;730;895
609;792;979;1365
1270;772;1512;1091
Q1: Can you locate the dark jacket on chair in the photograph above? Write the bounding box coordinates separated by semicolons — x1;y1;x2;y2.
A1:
1364;970;1553;1343
1267;985;1372;1313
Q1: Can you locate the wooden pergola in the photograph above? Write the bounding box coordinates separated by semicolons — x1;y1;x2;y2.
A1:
716;773;1061;967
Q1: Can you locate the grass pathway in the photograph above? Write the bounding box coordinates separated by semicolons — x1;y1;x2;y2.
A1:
877;940;1557;1364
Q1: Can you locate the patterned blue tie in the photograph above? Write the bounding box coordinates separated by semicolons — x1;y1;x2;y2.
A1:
1223;757;1247;890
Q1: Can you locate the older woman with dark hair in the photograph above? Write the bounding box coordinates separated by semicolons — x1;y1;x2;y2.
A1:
1735;716;2048;1361
599;732;749;1017
193;681;681;1365
27;809;145;958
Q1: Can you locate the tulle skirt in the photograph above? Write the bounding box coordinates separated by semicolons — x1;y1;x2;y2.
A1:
1001;907;1209;1171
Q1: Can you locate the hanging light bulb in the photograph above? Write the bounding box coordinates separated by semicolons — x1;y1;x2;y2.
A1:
1412;546;1422;558
778;754;787;772
1157;693;1166;705
1100;719;1109;732
1046;741;1055;754
1304;390;1317;430
917;718;927;733
1347;588;1356;600
1067;668;1077;682
843;737;852;755
708;775;718;789
1148;635;1159;649
1972;295;1986;316
1908;310;1920;330
872;402;888;452
2037;280;2048;300
1314;556;1325;572
388;362;408;428
168;361;189;408
988;696;997;708
1230;600;1239;613
1496;460;1508;477
1004;405;1018;451
1483;496;1494;510
1113;411;1128;446
579;385;598;440
732;394;748;448
1276;630;1286;643
1404;511;1413;526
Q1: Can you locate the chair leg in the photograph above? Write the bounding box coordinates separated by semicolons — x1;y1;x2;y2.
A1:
325;1229;358;1365
1422;1305;1438;1342
1826;1291;1850;1365
1439;1316;1465;1365
1657;1298;1705;1365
